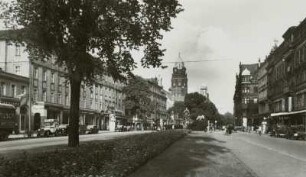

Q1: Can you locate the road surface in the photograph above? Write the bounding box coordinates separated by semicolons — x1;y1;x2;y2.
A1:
211;131;306;177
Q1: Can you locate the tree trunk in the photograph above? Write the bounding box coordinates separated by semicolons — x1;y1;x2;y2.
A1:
68;72;81;147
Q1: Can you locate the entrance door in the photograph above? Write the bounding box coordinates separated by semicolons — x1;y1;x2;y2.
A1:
34;113;41;130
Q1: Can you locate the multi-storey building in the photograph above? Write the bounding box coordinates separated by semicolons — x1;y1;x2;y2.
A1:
0;30;125;132
236;63;260;129
147;78;167;128
256;59;269;133
267;18;306;129
169;58;188;102
0;69;28;132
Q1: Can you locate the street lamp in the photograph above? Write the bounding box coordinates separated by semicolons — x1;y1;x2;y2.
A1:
215;120;217;130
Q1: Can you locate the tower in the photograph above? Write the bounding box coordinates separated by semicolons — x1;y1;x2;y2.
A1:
169;54;188;102
200;85;209;100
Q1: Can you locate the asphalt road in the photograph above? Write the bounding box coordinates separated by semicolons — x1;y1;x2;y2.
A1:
211;131;306;177
0;131;151;158
129;132;256;177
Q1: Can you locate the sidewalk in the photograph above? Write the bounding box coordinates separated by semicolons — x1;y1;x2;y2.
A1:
8;130;111;139
129;131;257;177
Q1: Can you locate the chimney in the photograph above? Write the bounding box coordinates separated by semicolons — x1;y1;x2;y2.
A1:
258;58;261;67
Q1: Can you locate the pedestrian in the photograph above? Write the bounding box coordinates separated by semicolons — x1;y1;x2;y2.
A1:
258;126;262;136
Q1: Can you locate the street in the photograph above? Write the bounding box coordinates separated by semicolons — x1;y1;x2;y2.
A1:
0;131;151;159
211;131;306;177
129;131;306;177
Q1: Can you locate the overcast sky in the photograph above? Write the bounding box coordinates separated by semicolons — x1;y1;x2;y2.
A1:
133;0;306;114
1;0;306;114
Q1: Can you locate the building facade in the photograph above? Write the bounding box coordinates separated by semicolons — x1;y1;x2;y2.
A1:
257;59;269;133
147;78;167;128
0;70;29;133
267;19;306;130
237;63;260;129
0;30;125;132
169;60;188;102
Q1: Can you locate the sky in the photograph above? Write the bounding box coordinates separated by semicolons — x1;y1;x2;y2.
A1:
1;0;306;114
133;0;306;114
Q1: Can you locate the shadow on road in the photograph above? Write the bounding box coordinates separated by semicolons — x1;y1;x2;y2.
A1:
129;132;255;177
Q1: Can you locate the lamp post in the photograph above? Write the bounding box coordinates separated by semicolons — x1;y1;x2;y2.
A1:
215;120;217;131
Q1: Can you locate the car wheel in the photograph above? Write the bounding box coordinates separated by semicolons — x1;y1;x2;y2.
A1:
45;131;50;137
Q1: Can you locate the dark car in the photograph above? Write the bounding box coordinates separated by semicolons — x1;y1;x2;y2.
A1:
287;126;306;140
115;125;127;132
85;125;99;134
56;124;68;136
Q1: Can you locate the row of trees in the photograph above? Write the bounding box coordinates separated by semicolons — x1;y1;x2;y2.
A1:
168;92;235;130
0;0;183;147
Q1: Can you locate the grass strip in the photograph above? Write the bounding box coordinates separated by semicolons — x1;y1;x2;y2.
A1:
0;130;187;177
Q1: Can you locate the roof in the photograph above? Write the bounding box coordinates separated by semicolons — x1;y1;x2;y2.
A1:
0;70;29;83
240;63;259;75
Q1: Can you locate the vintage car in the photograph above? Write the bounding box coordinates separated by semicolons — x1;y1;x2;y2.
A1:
85;125;99;134
37;119;60;137
57;124;68;136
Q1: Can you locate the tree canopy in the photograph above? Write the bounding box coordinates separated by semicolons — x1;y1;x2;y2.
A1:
1;0;183;146
233;63;243;122
184;92;218;121
123;76;152;120
167;101;185;119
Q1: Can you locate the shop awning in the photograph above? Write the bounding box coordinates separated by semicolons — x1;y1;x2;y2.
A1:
271;110;306;117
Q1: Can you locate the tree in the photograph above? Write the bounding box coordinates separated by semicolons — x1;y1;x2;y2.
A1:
167;101;185;119
184;92;218;121
219;112;235;126
233;63;243;125
123;76;152;125
2;0;182;146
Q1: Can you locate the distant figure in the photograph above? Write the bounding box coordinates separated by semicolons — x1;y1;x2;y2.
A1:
228;125;232;135
258;127;262;136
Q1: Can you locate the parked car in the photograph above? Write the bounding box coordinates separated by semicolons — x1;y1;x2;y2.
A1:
275;125;287;138
115;125;127;132
37;119;60;137
85;125;99;134
287;126;306;140
57;124;68;136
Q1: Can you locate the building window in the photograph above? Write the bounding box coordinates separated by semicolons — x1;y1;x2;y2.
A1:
0;82;6;96
254;98;258;104
21;85;26;94
15;66;21;74
42;91;47;101
51;93;54;103
51;72;55;83
58;93;62;104
43;70;47;81
33;89;38;102
15;45;21;56
34;67;38;79
65;95;69;105
11;85;16;97
90;88;93;99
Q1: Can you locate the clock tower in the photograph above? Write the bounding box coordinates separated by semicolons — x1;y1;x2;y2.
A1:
169;55;188;102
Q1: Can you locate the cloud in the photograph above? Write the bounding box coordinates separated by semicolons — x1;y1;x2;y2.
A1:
134;0;306;114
